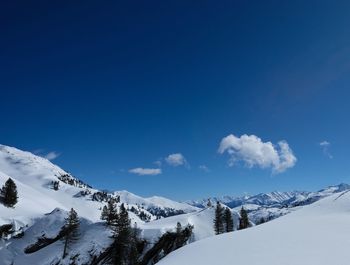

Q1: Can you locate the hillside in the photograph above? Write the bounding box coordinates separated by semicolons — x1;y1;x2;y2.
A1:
0;144;198;264
0;144;349;265
158;190;350;265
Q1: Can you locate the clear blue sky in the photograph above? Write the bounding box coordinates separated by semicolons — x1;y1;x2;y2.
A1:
1;1;350;200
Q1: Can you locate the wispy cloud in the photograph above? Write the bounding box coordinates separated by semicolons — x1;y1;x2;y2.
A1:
320;141;333;159
153;160;162;167
218;134;297;174
128;168;162;176
199;165;210;172
44;151;61;161
33;149;61;161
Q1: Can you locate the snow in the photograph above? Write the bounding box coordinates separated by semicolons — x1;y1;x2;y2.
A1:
157;191;350;265
0;208;113;265
0;145;103;220
1;144;350;265
115;190;197;213
0;144;202;264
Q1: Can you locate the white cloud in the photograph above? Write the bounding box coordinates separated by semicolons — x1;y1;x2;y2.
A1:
320;141;333;159
165;153;188;167
218;134;296;174
128;168;162;176
199;165;209;172
44;151;60;161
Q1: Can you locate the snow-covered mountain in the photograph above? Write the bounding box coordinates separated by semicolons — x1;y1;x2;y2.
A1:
186;183;350;224
0;144;349;265
0;144;198;264
158;190;350;265
115;190;197;218
187;184;350;209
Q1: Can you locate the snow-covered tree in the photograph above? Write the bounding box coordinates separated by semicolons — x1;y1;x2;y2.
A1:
176;222;182;234
52;181;59;191
214;202;225;235
224;208;234;232
207;198;212;208
61;208;80;259
101;198;119;226
238;206;249;230
0;178;18;207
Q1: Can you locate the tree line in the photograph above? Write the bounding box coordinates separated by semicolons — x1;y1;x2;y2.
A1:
213;201;250;235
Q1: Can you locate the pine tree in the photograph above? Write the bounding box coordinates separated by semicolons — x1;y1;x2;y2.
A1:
101;198;119;226
53;181;59;191
111;203;132;265
129;222;142;264
238;206;249;230
207;199;212;208
258;217;265;225
61;208;80;259
0;178;18;207
117;203;131;233
213;202;224;235
176;222;182;234
224;208;234;232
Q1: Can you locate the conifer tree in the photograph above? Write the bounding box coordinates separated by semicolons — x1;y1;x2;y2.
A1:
117;203;131;233
101;198;119;226
129;222;142;264
238;206;249;230
61;208;80;259
0;178;18;207
258;217;266;225
176;222;182;234
213;202;224;235
207;199;212;208
111;203;132;265
224;208;234;232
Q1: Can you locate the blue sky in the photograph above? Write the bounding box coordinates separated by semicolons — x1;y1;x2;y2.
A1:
1;1;350;200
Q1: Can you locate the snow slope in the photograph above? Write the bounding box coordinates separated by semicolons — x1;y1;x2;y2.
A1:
0;144;195;226
115;190;197;214
141;207;241;242
158;190;350;265
187;184;350;224
1;144;350;265
0;208;113;265
0;144;106;224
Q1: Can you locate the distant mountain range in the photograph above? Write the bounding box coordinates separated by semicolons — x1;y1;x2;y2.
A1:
187;183;350;209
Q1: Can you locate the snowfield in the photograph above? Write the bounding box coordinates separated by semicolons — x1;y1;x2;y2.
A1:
1;144;350;265
158;190;350;265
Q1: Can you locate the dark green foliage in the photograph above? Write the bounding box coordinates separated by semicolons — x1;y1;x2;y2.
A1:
238;207;250;230
176;222;182;234
129;206;151;222
101;198;119;226
147;207;185;218
140;223;194;265
116;203;130;233
57;174;91;189
224;208;234;232
258;217;266;225
207;199;212;208
0;178;18;207
92;191;110;202
214;202;225;235
128;223;142;264
0;224;13;238
61;208;80;259
52;181;59;191
109;203;143;265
